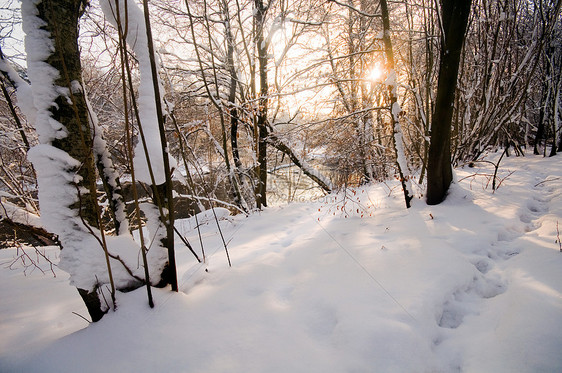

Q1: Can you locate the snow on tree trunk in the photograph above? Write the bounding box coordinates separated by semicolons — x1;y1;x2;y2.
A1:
21;0;162;321
86;89;129;235
101;0;178;289
380;0;414;209
99;0;176;186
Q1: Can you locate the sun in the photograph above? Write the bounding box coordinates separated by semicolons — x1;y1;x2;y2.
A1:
368;64;384;82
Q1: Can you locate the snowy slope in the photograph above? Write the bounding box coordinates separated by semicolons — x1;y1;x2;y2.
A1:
1;153;561;372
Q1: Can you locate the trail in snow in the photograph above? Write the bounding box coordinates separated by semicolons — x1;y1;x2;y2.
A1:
431;155;562;372
1;153;561;373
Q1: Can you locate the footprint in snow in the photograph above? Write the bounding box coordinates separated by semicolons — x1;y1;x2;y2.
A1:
437;274;506;329
532;194;553;203
305;303;339;338
279;236;294;248
526;200;547;214
487;246;520;260
472;258;493;274
519;212;533;224
496;227;521;242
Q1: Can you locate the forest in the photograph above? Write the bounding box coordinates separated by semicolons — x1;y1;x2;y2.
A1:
0;0;561;369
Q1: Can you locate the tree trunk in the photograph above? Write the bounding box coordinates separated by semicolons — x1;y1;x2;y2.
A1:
534;79;548;155
380;0;414;208
23;0;107;320
255;0;268;208
224;5;243;171
426;0;472;205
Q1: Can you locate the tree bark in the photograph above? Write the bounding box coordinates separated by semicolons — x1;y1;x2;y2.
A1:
534;79;548;155
142;0;178;291
380;0;414;208
40;0;98;226
255;0;268;208
224;5;243;171
426;0;472;205
28;0;107;320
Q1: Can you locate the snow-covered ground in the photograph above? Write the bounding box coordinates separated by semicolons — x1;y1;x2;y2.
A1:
1;153;561;372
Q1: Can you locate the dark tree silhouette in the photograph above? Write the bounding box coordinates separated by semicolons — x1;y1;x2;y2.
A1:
426;0;472;205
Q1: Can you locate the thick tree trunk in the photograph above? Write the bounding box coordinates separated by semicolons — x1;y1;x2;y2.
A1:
25;0;107;320
40;0;98;226
426;0;472;205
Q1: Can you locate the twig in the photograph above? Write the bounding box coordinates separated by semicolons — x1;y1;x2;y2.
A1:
457;172;494;183
492;148;508;191
173;225;201;262
556;220;562;253
194;210;206;263
5;241;57;277
174;193;246;215
534;177;560;187
72;312;91;324
494;171;515;191
327;0;382;18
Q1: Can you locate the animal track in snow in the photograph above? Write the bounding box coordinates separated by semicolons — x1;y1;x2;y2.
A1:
305;303;339;338
438;274;506;329
439;173;553;330
519;212;533;223
491;246;521;260
472;258;493;274
279;236;294;248
496;227;521;242
526;200;547;214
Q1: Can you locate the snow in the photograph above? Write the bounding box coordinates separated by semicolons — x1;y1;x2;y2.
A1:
26;144;83;237
385;69;397;95
0;199;42;228
391;101;414;201
1;153;562;372
85;83;129;235
139;202;168;285
100;0;176;185
21;1;147;293
21;0;68;144
0;57;37;124
26;145;152;291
